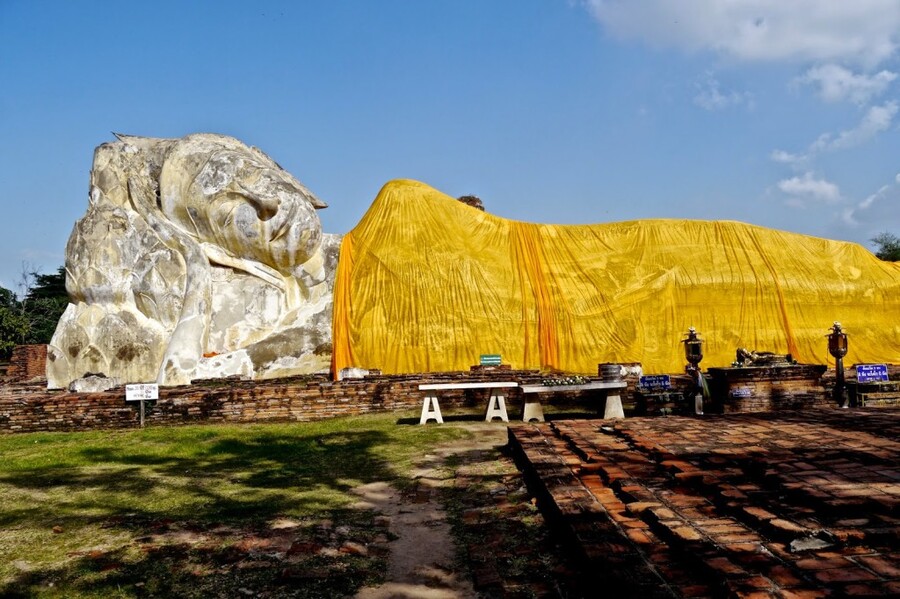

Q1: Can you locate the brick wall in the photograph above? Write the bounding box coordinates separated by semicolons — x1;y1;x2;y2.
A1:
6;344;47;382
5;364;894;435
0;370;553;434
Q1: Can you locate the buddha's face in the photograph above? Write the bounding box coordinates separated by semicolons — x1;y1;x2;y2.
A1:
159;134;326;274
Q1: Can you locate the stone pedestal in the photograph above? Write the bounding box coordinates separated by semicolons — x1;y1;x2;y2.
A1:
469;364;512;373
706;364;828;413
847;380;900;407
636;391;682;416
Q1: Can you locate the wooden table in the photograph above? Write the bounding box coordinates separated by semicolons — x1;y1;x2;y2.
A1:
519;381;628;422
417;382;519;424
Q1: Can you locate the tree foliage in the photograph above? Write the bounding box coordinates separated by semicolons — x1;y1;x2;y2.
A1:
871;232;900;261
26;267;68;301
21;266;69;347
0;288;28;359
0;266;69;360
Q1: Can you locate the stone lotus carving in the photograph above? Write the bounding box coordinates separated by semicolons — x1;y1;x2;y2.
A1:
47;133;340;388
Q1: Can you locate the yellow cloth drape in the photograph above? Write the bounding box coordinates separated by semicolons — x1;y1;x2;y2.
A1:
332;179;900;375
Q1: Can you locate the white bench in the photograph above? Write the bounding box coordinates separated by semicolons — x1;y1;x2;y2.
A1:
417;382;519;424
519;381;628;422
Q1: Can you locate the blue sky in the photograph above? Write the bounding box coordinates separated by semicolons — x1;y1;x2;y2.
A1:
1;0;899;290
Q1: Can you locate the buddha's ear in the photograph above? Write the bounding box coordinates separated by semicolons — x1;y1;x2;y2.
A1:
303;185;328;210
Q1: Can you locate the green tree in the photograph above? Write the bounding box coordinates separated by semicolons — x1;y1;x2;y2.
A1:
871;232;900;261
0;287;27;360
0;266;70;357
22;266;69;345
26;267;67;301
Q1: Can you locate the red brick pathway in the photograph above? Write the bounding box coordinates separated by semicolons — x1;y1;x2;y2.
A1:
509;408;900;598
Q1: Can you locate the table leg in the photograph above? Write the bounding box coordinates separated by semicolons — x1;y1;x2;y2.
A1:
420;395;444;424
485;394;509;422
603;392;625;419
522;396;545;422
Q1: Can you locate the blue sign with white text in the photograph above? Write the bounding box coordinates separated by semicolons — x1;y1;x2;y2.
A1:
856;363;889;383
640;375;671;391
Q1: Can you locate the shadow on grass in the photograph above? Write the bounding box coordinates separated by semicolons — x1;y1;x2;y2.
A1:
395;413;501;426
394;403;606;426
2;529;382;599
1;430;398;523
439;443;589;598
0;428;402;598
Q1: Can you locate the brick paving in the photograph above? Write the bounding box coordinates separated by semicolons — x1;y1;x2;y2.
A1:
509;408;900;597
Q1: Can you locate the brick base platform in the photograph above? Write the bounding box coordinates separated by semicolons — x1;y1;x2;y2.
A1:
509;409;900;597
0;369;659;434
6;344;47;381
0;371;554;434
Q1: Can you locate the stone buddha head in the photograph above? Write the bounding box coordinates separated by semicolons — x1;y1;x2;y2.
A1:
159;134;327;275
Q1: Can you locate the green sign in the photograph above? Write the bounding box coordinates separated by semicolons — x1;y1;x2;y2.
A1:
480;354;502;366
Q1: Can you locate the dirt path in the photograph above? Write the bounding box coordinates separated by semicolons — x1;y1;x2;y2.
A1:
352;425;507;599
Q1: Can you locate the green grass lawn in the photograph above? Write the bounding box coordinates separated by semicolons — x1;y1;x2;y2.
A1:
0;412;472;598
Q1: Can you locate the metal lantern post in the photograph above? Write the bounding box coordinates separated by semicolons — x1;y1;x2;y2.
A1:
682;327;705;415
827;322;849;408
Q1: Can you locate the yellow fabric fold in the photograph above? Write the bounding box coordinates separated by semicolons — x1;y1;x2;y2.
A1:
332;179;900;375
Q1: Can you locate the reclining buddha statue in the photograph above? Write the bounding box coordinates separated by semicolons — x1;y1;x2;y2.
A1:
49;133;900;388
47;133;340;388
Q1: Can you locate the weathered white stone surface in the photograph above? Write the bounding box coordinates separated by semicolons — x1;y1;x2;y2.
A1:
48;133;340;388
338;367;375;381
68;375;121;393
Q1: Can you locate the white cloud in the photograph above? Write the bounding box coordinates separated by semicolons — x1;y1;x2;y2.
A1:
842;178;900;226
862;186;890;210
693;72;751;110
771;101;899;168
813;101;898;151
797;64;896;105
777;172;841;205
583;0;900;67
769;149;805;167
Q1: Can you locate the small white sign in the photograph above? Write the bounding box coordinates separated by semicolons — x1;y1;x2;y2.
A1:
126;383;159;401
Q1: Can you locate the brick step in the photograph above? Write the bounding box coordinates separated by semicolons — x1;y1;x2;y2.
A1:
509;414;900;597
556;423;828;596
609;422;900;551
513;423;822;597
509;425;678;597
